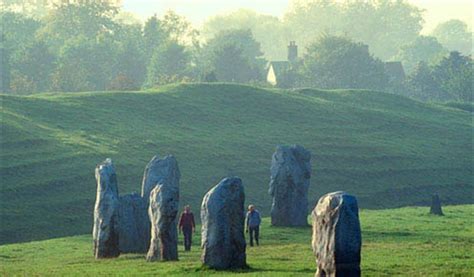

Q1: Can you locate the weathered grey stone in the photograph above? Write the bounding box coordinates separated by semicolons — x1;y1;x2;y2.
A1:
312;191;361;277
141;155;180;205
430;194;444;216
93;158;120;259
201;177;247;270
146;184;180;261
269;145;311;226
118;193;150;253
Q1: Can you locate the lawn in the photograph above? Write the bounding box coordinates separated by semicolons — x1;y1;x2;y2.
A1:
1;83;472;244
1;205;472;276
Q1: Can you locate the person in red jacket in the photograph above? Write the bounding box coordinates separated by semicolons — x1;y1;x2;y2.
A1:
178;205;196;251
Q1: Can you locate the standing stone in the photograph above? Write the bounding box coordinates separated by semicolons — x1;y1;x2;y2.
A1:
146;184;180;261
312;191;361;277
118;193;150;253
93;158;120;259
141;155;180;205
269;145;311;226
430;194;444;216
201;177;247;270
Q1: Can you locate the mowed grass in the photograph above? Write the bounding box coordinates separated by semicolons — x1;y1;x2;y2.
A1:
0;83;472;244
0;205;472;276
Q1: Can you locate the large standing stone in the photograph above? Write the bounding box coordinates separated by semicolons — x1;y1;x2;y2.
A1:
141;155;180;205
93;158;120;259
146;184;180;261
269;145;311;226
201;177;247;270
430;194;444;216
118;193;150;253
312;191;361;277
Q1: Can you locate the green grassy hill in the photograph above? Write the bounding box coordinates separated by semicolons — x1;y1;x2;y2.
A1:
1;205;472;276
1;83;472;244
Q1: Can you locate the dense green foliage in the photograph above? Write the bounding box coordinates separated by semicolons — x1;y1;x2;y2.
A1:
394;36;447;74
1;84;472;244
432;19;473;56
202;29;265;83
300;36;388;90
1;205;472;276
407;52;473;102
203;0;425;61
145;40;190;87
1;1;472;103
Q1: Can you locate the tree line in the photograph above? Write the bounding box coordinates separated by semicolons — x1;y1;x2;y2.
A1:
0;0;472;102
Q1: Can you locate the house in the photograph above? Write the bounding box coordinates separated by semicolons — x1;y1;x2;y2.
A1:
266;41;299;86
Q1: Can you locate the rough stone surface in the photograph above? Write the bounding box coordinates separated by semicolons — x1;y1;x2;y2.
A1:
201;177;247;270
312;191;361;277
141;155;180;205
269;145;311;226
146;184;180;261
430;194;444;216
118;193;150;253
93;158;120;259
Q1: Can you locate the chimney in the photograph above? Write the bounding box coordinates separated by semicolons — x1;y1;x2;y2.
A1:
288;41;298;63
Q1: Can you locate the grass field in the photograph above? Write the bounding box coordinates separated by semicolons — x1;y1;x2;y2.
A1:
0;205;472;276
1;83;472;244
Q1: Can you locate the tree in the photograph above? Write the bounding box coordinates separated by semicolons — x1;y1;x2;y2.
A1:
406;61;441;101
406;52;472;102
38;2;119;51
10;41;55;92
110;23;146;90
0;46;12;93
202;29;266;83
161;10;198;46
284;0;343;50
395;36;447;74
284;0;423;60
1;0;50;18
432;20;473;56
432;52;473;102
143;15;168;59
0;12;41;93
301;35;388;90
202;9;287;60
52;36;116;92
209;45;255;83
341;0;423;60
144;40;190;87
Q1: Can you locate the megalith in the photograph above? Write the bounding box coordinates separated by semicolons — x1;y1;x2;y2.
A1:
312;191;361;277
269;145;311;226
146;184;180;261
201;177;247;270
93;158;120;259
118;193;150;253
141;155;180;205
430;194;444;216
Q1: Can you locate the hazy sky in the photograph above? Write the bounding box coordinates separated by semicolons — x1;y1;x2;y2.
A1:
122;0;472;33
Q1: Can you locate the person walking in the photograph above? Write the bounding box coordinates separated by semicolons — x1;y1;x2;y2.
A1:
246;204;261;246
178;205;195;251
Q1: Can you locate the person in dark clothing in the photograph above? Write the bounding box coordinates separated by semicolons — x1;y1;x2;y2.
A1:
246;204;261;246
178;205;195;251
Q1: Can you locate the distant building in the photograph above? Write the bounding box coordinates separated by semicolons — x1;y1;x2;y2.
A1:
267;61;291;86
266;41;299;86
384;61;406;84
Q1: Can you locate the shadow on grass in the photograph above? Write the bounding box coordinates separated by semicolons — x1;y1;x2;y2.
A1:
195;264;314;274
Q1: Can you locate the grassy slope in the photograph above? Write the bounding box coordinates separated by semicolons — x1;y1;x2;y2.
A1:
0;83;472;244
0;205;473;276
